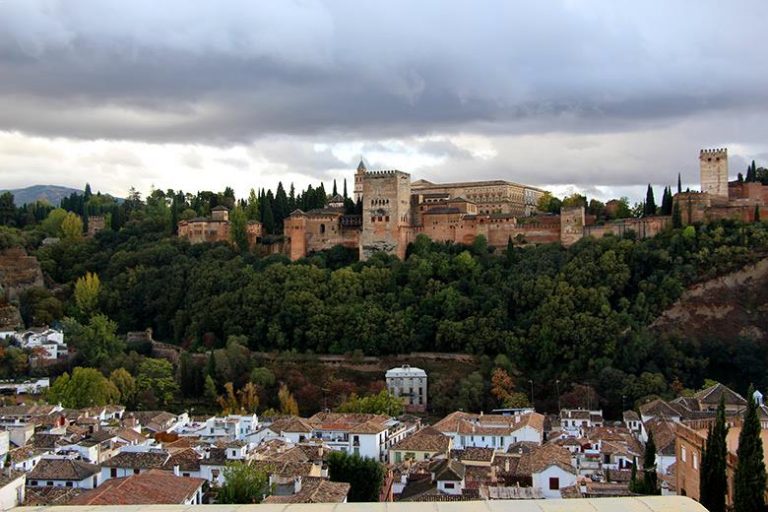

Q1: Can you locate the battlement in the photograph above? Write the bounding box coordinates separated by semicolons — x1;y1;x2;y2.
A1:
700;148;727;158
365;169;410;178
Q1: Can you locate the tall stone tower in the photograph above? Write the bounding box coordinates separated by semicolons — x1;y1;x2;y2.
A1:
354;158;366;202
699;148;729;199
360;170;411;260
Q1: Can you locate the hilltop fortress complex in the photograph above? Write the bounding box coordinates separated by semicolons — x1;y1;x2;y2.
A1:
178;149;768;260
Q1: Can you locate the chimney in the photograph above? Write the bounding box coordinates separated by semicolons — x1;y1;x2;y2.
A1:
173;465;180;476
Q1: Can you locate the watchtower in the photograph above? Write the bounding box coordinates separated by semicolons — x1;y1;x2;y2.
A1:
354;158;367;203
699;148;729;199
360;170;411;260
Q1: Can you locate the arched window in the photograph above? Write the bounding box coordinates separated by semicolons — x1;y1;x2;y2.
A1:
320;224;326;234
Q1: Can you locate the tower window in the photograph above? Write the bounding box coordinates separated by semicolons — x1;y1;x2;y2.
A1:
320;224;326;234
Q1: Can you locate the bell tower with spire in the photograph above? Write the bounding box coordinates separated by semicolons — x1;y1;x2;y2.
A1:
354;157;366;202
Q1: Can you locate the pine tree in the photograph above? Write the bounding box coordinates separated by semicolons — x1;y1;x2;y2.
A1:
701;396;729;512
246;189;260;221
735;385;767;512
644;185;657;216
641;431;660;494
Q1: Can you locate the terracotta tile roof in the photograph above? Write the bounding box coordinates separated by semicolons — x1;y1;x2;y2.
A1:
30;433;63;449
69;470;205;505
252;460;315;478
115;428;147;444
391;426;451;453
623;410;640;422
522;444;575;474
306;412;391;434
101;450;169;469
0;469;24;488
645;418;677;456
269;416;313;434
695;383;747;406
430;459;466;481
639;399;681;419
28;458;100;481
23;486;85;506
263;477;350;504
8;446;46;463
162;448;202;472
453;447;495;463
433;411;544;436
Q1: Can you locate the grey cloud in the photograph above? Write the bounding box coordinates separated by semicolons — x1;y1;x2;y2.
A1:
2;0;768;145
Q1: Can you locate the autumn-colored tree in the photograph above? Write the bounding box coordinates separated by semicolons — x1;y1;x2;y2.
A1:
218;382;239;414
490;368;530;408
238;382;259;413
278;384;299;415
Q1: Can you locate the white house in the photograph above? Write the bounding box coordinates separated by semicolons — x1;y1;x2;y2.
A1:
431;459;466;496
526;445;578;499
432;411;545;451
8;446;47;472
27;458;101;489
386;364;428;411
0;470;25;510
100;448;170;481
559;409;604;437
271;413;415;461
14;328;66;361
173;414;258;443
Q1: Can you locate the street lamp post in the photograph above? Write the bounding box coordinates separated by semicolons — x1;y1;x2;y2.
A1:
528;379;534;410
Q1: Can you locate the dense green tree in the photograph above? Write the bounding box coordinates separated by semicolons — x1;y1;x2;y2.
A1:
700;396;729;512
109;367;137;407
327;451;384;502
65;314;124;368
734;386;767;512
250;367;276;388
136;358;179;409
41;208;68;236
19;287;63;326
261;194;275;234
337;390;404;416
229;205;249;252
672;202;683;228
47;367;119;407
217;461;270;504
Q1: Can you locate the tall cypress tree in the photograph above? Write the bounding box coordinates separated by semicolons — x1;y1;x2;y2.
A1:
644;185;657;217
678;173;683;194
343;179;348;199
701;396;729;512
262;193;275;235
332;179;338;196
734;385;766;512
642;430;660;494
755;205;761;223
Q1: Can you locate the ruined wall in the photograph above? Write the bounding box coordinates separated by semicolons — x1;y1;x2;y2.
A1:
0;247;45;302
360;170;411;260
584;216;670;239
178;219;229;244
700;148;729;199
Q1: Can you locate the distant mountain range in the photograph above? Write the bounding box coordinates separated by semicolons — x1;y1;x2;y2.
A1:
0;185;83;206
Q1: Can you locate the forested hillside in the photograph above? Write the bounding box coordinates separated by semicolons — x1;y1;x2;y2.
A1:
2;183;768;415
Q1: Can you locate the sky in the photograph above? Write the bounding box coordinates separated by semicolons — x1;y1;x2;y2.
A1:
1;0;768;204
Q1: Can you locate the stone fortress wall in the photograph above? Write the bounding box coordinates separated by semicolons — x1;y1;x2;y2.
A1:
241;147;768;261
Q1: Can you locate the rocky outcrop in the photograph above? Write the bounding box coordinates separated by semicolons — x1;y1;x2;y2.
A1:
0;247;45;302
651;257;768;341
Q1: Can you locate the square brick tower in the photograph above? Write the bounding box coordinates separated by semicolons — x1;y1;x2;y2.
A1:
360;170;411;260
699;148;729;199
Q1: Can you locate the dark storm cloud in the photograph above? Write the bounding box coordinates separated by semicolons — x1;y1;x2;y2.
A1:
2;0;768;144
